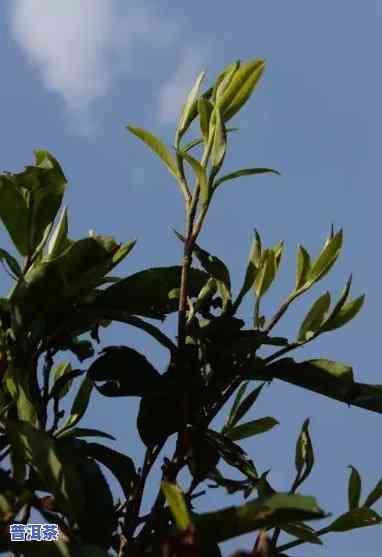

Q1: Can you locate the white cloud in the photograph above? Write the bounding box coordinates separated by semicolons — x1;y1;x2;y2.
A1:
9;0;181;132
158;44;211;125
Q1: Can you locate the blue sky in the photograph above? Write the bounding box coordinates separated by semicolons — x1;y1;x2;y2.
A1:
1;1;381;555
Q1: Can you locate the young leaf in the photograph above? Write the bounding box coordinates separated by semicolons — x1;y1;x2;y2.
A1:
281;522;323;545
307;230;343;286
176;70;206;141
213;168;280;191
329;508;382;532
214;61;240;102
210;107;227;179
295;245;311;291
218;59;265;122
226;417;279;441
127;126;180;181
254;249;276;299
0;177;30;255
297;291;331;342
51;362;73;399
177;150;209;205
198;97;213;141
321;294;365;333
348;465;362;510
363;477;382;508
294;419;314;488
162;481;192;531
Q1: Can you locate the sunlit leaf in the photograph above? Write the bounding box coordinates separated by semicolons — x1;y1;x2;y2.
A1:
226;417;279;441
162;481;191;531
329;508;382;532
298;291;331;341
214;167;280;191
295;245;311;291
176;70;206;141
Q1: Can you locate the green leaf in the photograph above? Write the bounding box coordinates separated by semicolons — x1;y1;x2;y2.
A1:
281;522;323;545
295;245;311;291
88;345;162;397
254;249;276;299
329;508;382;532
6;419;85;521
178;150;209;205
214;168;280;191
162;481;191;531
214;61;240;102
364;477;382;508
226;417;279;441
307;230;343;285
82;442;138;500
298;291;331;341
198;97;213;141
51;362;73;399
210;107;227;178
194;493;325;543
217;59;265;122
137;390;182;447
183;128;239;153
127;126;179;181
321;294;365;333
0;176;30;255
59;375;93;432
227;383;265;429
96;266;208;319
0;248;22;278
176;70;206;141
348;465;362;510
225;382;249;429
294;419;314;488
55;428;115;441
47;206;69;258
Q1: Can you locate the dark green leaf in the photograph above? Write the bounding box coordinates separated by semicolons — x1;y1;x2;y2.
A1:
226;417;279;441
227;383;265;429
0;248;22;278
198;97;213;141
364;477;382;508
137;390;182;447
297;291;331;341
0;176;30;255
214;168;280;191
55;428;115;441
348;465;362;510
96;266;208;319
254;249;276;299
83;442;138;500
329;508;382;532
50;368;84;400
88;345;162;397
281;522;323;545
225;382;249;429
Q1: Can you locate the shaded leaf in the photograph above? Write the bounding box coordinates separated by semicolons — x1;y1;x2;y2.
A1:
226;417;279;441
210;107;227;179
6;419;85;521
298;291;331;341
96;266;208;319
198;97;213;141
194;493;325;543
329;508;382;532
55;428;115;441
227;384;265;429
294;419;314;489
0;248;22;278
321;294;365;332
254;249;276;299
225;382;249;429
364;477;382;508
58;375;93;433
348;465;362;510
88;345;162;397
281;522;322;545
